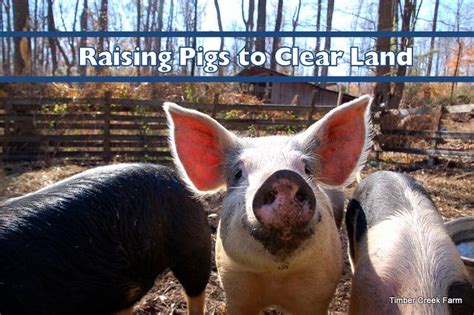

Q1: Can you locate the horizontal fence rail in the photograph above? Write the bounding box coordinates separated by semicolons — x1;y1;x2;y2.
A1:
0;97;472;162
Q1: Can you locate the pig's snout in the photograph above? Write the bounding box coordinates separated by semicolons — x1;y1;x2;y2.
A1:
252;170;316;229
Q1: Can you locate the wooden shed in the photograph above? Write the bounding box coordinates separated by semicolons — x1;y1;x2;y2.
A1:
237;66;355;106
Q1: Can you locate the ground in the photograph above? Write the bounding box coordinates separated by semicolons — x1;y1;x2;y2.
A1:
0;153;472;315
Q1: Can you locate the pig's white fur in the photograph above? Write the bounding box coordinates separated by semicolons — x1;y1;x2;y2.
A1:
349;172;469;315
164;96;372;314
217;181;343;313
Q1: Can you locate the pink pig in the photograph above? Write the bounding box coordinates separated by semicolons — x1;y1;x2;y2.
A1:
164;95;372;314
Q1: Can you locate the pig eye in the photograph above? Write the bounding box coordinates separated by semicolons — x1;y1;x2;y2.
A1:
234;169;243;181
304;165;312;175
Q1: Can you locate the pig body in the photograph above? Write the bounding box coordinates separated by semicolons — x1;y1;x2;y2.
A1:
0;163;211;315
165;96;372;314
346;171;474;315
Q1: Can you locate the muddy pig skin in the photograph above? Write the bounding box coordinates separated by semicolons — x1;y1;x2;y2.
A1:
0;163;211;315
164;95;373;314
346;171;474;315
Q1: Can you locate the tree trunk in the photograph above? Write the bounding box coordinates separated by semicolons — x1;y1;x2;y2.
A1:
270;0;283;71
79;0;88;76
291;0;301;76
426;0;439;76
53;3;74;75
389;0;416;109
144;0;151;49
97;0;108;75
47;0;58;75
6;0;12;74
190;0;198;76
450;39;462;104
320;0;335;86
69;0;80;66
136;0;141;76
242;0;255;51
166;0;174;50
372;0;395;108
151;0;164;75
13;0;31;75
1;0;7;74
255;0;266;53
214;0;225;75
32;0;38;72
156;0;164;50
136;0;141;47
313;0;322;76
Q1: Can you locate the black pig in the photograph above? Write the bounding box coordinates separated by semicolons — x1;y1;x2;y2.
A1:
0;163;211;315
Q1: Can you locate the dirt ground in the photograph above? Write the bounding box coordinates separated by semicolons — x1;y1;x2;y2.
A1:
0;154;472;315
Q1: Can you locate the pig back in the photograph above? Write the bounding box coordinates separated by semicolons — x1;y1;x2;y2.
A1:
0;163;211;314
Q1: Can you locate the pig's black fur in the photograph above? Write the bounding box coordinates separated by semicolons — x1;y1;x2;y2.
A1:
447;281;474;315
345;199;367;262
0;163;211;315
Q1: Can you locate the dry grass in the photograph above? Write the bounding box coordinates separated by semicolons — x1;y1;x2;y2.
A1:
0;155;472;315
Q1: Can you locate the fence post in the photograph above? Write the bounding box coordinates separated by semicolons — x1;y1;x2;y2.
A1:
307;90;318;126
337;89;343;106
103;91;112;163
211;93;219;118
3;98;12;156
427;105;443;167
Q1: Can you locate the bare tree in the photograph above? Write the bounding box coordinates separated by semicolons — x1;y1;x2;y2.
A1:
5;0;12;74
166;0;174;50
97;0;108;75
291;0;301;75
1;0;7;74
45;0;70;75
46;0;58;74
190;0;198;76
136;0;141;48
156;0;164;51
373;0;395;108
144;0;154;50
255;0;266;53
79;0;88;76
32;0;38;72
214;0;225;75
68;0;80;66
427;0;439;76
242;0;255;50
150;0;164;75
320;0;335;86
55;1;72;75
450;0;463;104
313;0;322;76
13;0;31;75
270;0;283;71
389;0;421;109
136;0;141;76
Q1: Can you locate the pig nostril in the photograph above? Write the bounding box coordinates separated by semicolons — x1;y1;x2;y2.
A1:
295;188;308;203
263;189;277;205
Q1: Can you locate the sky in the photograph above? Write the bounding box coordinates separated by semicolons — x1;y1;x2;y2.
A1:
195;0;473;75
3;0;472;76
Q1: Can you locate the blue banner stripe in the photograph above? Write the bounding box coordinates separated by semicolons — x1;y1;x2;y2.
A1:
1;76;473;83
1;31;473;38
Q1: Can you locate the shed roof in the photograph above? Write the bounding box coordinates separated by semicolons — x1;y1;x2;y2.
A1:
236;66;357;99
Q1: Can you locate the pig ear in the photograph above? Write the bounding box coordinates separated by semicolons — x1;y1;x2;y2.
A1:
163;102;238;192
299;95;372;187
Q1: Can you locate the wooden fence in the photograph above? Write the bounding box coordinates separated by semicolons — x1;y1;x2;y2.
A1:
0;96;472;163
